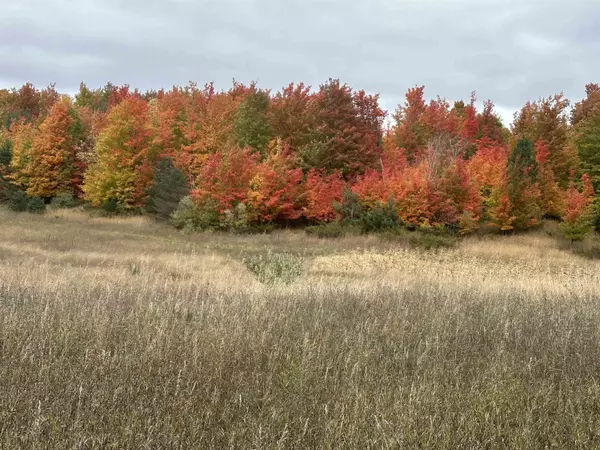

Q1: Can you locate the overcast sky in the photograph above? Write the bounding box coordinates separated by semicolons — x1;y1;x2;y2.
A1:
1;0;598;126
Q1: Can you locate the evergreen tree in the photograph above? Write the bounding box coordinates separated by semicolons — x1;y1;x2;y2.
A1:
574;109;600;193
145;158;190;220
0;136;11;167
506;138;541;229
0;136;13;203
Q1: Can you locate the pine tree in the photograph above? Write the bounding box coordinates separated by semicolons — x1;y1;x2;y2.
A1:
506;139;542;229
573;108;600;193
145;158;190;220
0;135;13;203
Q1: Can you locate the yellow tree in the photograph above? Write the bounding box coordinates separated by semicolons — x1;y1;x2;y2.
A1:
26;101;77;198
83;97;153;208
8;120;37;190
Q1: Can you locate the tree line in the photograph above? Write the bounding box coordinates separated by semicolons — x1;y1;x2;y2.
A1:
0;80;598;240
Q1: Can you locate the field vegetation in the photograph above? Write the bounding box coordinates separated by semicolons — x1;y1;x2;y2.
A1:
1;208;600;448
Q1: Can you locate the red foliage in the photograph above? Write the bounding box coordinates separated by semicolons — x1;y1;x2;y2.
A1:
248;146;304;222
309;79;386;177
192;144;305;223
303;169;346;222
192;147;259;212
461;93;479;144
393;86;462;163
353;163;432;226
269;83;313;151
429;158;481;225
563;174;595;224
478;100;505;143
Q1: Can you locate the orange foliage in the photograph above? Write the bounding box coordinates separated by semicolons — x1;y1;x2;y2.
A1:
303;169;346;222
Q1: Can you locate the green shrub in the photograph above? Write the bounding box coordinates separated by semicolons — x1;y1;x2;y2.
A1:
171;196;221;232
26;197;46;214
50;194;81;209
0;138;11;167
241;223;275;235
592;198;600;233
223;203;250;233
146;158;189;220
101;198;118;215
560;210;594;245
334;189;364;223
305;222;363;239
0;177;15;204
360;199;401;233
7;190;29;212
243;251;303;284
409;232;457;250
378;228;407;242
8;191;46;214
305;222;346;239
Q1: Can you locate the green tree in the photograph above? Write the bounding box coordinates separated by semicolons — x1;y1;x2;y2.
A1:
506;139;542;229
234;89;274;157
0;136;11;167
512;94;578;187
574;109;600;193
145;158;190;220
0;135;13;203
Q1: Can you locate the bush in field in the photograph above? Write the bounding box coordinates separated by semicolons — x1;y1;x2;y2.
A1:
409;232;457;250
560;210;594;244
243;251;303;284
305;222;346;239
7;190;29;212
26;197;46;214
592;198;600;232
50;194;81;209
7;190;46;214
223;203;250;233
560;175;595;244
145;158;189;220
100;198;118;216
171;196;220;232
334;188;364;223
0;178;11;204
360;199;401;233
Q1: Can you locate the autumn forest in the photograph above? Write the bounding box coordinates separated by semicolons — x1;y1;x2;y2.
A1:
1;80;599;239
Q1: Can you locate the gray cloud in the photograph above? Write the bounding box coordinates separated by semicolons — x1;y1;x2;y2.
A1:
1;0;599;125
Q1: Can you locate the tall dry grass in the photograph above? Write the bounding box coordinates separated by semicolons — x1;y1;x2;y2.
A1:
1;208;600;449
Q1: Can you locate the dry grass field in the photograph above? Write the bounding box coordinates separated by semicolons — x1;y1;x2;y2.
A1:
1;207;600;449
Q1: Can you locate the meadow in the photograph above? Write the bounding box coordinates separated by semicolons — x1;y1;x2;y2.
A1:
1;208;600;449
